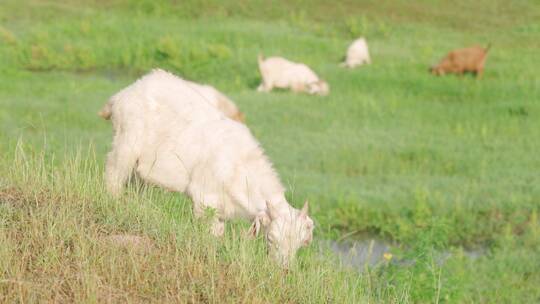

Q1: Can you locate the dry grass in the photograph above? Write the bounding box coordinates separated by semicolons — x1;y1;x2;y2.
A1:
0;147;365;303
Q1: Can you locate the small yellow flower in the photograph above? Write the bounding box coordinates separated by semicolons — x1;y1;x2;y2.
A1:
383;252;393;261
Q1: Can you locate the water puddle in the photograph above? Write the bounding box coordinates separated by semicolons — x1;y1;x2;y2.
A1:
322;238;486;270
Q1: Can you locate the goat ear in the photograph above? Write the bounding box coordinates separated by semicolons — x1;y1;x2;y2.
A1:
300;201;309;218
266;201;280;220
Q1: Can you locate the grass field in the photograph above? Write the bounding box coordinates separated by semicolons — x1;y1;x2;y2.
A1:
1;0;539;302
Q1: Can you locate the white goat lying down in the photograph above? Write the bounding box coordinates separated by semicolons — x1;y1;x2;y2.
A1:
100;69;314;267
342;37;371;68
99;77;245;123
257;55;329;95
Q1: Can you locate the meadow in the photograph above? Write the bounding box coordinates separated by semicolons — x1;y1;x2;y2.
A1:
0;0;539;302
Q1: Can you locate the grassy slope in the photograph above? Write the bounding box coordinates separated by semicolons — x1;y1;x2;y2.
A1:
0;0;539;302
0;150;368;303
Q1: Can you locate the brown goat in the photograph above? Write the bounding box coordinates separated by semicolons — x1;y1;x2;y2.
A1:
430;45;491;79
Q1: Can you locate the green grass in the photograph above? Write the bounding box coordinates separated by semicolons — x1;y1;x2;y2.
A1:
1;0;539;302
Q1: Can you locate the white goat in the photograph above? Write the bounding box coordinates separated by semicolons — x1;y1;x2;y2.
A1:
99;78;244;123
342;37;371;68
257;55;329;95
101;69;314;267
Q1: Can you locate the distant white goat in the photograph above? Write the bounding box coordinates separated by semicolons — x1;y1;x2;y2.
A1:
99;77;244;123
100;69;313;267
341;37;371;68
257;55;329;95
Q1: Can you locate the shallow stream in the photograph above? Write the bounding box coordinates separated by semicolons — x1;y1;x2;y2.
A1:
322;238;486;270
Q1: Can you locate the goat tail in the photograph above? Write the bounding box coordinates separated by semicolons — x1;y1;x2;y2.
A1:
98;101;112;120
257;53;266;79
257;53;264;67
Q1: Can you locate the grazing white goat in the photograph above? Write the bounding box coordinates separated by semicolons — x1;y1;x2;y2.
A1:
99;78;245;123
341;37;371;68
257;55;329;95
100;69;314;267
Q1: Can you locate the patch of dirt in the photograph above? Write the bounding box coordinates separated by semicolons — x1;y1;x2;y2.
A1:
0;186;27;207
